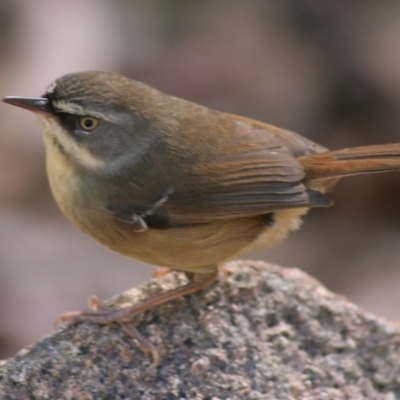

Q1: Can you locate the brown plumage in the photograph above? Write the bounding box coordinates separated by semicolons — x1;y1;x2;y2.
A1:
3;71;400;365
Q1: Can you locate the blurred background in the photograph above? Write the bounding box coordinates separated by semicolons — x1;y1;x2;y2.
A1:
1;0;400;358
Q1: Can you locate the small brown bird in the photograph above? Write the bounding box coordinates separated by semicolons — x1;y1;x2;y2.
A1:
3;71;400;363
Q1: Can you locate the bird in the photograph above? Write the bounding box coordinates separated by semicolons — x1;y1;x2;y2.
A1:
3;70;400;364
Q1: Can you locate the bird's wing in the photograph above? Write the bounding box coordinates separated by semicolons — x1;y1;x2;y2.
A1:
107;121;331;229
164;126;331;224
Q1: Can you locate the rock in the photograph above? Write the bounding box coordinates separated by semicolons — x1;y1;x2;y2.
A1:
1;261;400;399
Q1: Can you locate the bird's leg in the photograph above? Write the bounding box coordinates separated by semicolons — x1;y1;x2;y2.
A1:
73;294;161;366
58;270;217;324
55;269;218;365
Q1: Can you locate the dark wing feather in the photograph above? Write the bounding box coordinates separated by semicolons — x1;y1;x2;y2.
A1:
165;129;331;224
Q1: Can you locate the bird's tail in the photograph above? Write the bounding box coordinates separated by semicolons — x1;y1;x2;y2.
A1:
299;143;400;180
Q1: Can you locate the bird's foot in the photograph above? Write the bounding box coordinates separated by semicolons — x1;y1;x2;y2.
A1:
55;270;218;366
152;267;173;279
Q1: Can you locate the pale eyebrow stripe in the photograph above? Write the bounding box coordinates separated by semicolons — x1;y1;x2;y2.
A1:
52;100;119;123
53;100;86;115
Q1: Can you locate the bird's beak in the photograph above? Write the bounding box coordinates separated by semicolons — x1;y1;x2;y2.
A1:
2;96;51;115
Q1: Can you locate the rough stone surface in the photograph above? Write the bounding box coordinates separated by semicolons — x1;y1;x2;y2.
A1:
0;261;400;399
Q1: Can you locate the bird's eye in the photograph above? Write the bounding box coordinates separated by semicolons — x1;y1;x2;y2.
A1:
78;117;99;131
